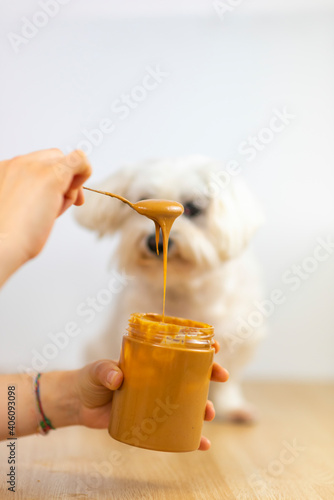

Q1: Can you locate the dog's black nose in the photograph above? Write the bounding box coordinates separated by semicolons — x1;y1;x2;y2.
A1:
147;234;174;255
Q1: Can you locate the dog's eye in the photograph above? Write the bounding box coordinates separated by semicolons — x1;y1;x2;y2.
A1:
183;202;202;218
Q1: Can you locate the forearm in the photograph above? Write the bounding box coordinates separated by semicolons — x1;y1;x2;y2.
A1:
0;371;78;440
0;238;26;287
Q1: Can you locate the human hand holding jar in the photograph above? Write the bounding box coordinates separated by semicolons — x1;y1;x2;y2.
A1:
108;313;229;452
72;355;227;452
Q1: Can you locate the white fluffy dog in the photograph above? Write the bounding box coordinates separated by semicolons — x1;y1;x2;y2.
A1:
75;155;264;422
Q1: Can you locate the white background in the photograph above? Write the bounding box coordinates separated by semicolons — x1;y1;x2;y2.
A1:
0;0;333;379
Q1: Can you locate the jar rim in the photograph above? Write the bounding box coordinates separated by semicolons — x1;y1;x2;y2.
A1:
128;312;214;334
127;313;214;349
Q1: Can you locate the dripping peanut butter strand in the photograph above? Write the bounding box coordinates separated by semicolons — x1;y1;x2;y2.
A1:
161;218;175;322
154;221;160;256
161;223;169;322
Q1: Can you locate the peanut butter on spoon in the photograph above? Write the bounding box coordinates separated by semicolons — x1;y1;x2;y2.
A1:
83;186;184;321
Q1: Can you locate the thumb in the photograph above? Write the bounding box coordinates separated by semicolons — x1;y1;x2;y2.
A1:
90;359;123;391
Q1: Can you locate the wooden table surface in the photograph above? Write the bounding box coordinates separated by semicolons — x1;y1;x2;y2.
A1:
1;382;333;500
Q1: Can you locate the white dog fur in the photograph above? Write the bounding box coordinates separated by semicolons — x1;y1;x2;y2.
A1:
75;155;265;422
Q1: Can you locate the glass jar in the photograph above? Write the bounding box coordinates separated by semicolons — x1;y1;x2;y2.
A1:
109;313;215;452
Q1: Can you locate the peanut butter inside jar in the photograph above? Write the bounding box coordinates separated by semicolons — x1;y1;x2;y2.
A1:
108;313;215;452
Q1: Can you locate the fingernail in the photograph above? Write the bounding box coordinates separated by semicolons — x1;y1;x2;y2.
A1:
107;370;121;388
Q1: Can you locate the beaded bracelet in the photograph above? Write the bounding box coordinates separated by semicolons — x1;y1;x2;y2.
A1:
34;373;55;435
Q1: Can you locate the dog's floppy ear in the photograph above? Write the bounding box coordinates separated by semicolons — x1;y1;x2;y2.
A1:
74;165;136;236
208;177;264;260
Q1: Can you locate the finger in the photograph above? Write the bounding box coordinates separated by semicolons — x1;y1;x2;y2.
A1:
74;187;85;206
64;150;92;181
211;363;229;383
204;400;215;421
53;150;92;190
18;148;64;162
57;185;86;216
89;359;123;391
198;436;211;451
57;187;83;216
57;191;77;216
213;339;220;353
